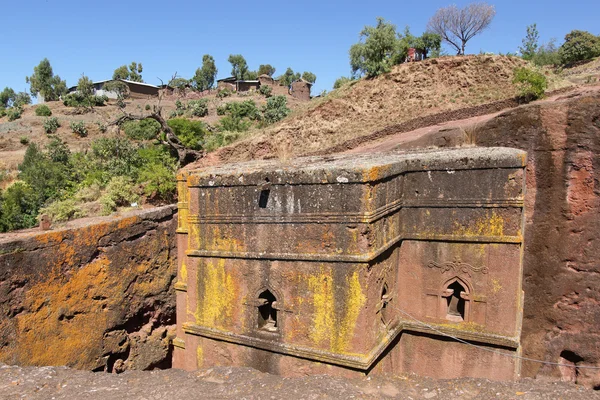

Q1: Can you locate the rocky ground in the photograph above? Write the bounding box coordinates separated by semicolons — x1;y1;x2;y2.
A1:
0;364;597;400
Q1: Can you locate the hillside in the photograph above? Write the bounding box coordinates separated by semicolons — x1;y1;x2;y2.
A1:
190;55;571;167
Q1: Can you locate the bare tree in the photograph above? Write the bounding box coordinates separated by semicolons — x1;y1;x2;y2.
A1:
427;2;496;55
108;73;204;167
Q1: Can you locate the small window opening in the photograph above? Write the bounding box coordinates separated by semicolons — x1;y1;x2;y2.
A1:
258;178;270;208
258;189;270;208
257;290;278;332
446;281;466;321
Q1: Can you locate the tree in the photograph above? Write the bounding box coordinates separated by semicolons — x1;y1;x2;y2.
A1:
0;87;16;108
519;24;539;60
112;62;143;82
301;71;317;84
559;30;600;65
258;64;276;76
416;32;442;59
349;17;399;78
277;67;301;87
26;58;68;101
192;54;218;91
77;74;95;108
427;2;496;55
228;54;249;80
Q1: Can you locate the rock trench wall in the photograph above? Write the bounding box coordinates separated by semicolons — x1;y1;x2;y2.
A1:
0;205;177;372
404;92;600;387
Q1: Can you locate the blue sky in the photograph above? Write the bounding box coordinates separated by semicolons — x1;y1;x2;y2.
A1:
1;0;598;98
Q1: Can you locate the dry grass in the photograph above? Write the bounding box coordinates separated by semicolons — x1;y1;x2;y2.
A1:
195;55;569;167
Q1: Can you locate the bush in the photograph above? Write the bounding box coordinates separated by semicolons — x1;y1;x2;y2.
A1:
145;104;151;111
96;121;107;133
262;95;291;124
99;176;141;215
19;136;29;145
63;93;108;107
531;40;561;67
123;118;161;140
39;198;85;223
216;115;251;132
187;99;209;117
218;100;260;120
35;104;52;116
513;67;548;101
167;118;208;150
259;85;272;97
87;137;140;182
203;131;241;152
0;108;5;118
0;182;39;232
43;117;60;134
6;107;22;121
333;76;353;89
70;121;88;137
559;30;600;65
216;88;233;98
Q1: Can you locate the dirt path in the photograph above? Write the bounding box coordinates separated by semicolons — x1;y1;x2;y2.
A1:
1;364;597;400
342;85;600;155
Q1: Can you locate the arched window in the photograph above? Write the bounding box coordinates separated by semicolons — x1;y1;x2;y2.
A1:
442;279;470;322
257;290;278;332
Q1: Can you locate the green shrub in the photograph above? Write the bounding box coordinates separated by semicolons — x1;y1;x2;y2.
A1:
218;100;260;120
262;95;291;124
88;137;141;182
259;85;272;97
6;107;22;121
216;88;233;98
333;76;353;89
39;198;85;223
513;67;548;101
99;176;141;215
63;93;108;107
43;117;60;134
123;118;161;140
145;104;151;111
167;118;208;150
0;108;6;118
19;142;72;204
188;99;209;117
216;115;251;132
96;121;107;133
203;131;241;152
35;104;52;116
70;121;88;137
19;136;29;145
0;182;39;232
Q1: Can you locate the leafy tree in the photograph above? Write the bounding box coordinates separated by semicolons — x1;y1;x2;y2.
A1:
112;62;143;82
169;77;189;89
427;2;496;55
277;67;301;87
559;30;600;65
25;58;68;101
228;54;249;80
520;24;539;60
415;32;442;59
245;70;259;80
192;54;218;91
167;119;208;150
0;87;16;108
532;39;561;66
301;71;317;84
123;119;162;140
103;80;129;101
13;92;31;107
350;17;399;78
19;143;72;205
258;64;276;76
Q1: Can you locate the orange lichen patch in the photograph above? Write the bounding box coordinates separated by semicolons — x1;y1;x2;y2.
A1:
11;257;118;368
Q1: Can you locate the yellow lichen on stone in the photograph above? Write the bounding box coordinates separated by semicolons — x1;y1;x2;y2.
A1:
307;268;335;347
307;268;366;353
492;278;503;293
196;344;204;368
335;271;367;353
197;260;235;328
453;211;505;237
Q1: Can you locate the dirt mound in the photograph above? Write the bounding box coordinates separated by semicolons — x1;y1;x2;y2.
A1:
189;55;566;169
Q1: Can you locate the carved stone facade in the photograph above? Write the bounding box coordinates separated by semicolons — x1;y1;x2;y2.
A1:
174;148;526;380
